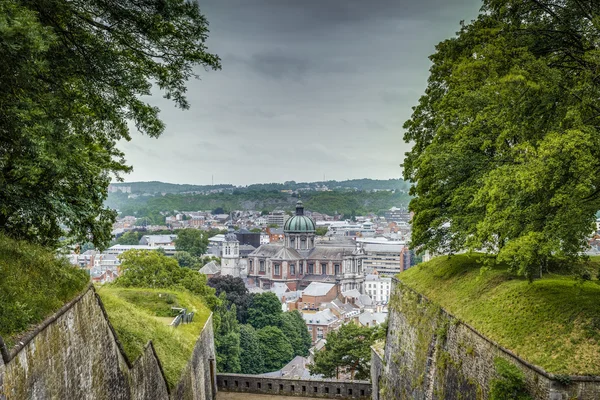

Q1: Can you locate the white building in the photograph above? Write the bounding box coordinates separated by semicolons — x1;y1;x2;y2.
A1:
221;228;241;277
364;271;392;303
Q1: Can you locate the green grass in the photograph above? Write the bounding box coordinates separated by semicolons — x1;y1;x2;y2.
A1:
0;234;89;347
399;254;600;376
96;286;210;388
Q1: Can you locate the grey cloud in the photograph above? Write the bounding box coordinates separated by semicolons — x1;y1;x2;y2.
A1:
118;0;482;185
245;49;310;80
365;119;388;131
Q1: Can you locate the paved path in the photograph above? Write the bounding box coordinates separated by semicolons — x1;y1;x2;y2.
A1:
217;392;321;400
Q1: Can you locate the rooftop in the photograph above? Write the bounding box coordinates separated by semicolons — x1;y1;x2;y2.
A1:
303;282;336;297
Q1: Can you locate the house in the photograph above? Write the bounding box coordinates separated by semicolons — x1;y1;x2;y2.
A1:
266;227;284;243
300;282;338;310
139;234;177;247
321;299;360;322
302;309;342;344
260;356;318;379
364;271;392;303
198;261;221;279
341;289;375;311
358;310;387;327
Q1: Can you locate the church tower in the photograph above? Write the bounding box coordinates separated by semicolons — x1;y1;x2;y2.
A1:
221;226;241;277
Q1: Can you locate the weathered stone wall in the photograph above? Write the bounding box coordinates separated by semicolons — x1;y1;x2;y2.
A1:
0;286;216;400
370;348;384;400
374;278;600;400
217;373;371;399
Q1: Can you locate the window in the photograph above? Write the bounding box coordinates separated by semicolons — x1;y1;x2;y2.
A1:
299;263;303;274
274;264;280;275
334;264;340;275
317;327;324;339
308;263;314;274
248;260;253;273
290;263;295;275
259;260;265;272
290;237;295;247
321;263;327;275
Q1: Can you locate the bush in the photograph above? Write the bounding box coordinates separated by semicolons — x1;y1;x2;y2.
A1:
0;235;89;343
113;249;218;309
490;358;533;400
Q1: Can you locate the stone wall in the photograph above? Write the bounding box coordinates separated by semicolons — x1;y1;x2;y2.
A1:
370;348;384;400
0;286;217;400
373;278;600;400
217;373;371;399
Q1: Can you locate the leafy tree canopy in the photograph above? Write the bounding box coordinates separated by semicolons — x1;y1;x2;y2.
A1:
174;251;202;270
247;292;282;329
0;0;220;249
403;0;600;278
257;326;294;372
175;229;208;257
308;323;381;380
116;231;143;245
113;249;217;308
239;324;265;374
280;310;312;357
208;275;253;323
213;293;241;373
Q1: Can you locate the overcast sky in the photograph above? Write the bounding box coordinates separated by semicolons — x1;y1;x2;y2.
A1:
118;0;482;186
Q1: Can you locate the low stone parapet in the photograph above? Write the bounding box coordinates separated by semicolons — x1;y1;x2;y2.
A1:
216;373;371;399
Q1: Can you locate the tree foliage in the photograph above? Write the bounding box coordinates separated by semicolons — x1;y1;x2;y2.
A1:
403;0;600;278
207;275;253;323
213;293;241;373
257;326;294;372
116;231;143;245
308;323;378;380
239;324;265;374
280;310;312;357
247;292;282;329
175;229;208;257
113;249;217;308
0;0;220;248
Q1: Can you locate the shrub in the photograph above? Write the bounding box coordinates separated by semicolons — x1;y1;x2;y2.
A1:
490;358;532;400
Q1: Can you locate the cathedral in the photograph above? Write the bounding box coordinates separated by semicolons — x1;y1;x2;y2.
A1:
246;200;366;291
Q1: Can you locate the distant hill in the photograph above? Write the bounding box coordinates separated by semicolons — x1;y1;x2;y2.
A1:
110;178;409;195
109;181;234;194
106;178;412;223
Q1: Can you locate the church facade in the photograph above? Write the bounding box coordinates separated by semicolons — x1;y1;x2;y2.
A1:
246;201;366;291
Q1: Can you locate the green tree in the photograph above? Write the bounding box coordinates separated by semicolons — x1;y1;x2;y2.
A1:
308;323;376;380
175;229;208;257
213;293;241;373
403;0;600;278
247;292;282;329
208;276;253;323
315;227;329;236
257;326;294;372
116;231;142;245
114;249;217;308
239;324;265;374
174;251;201;270
279;311;312;357
0;1;220;249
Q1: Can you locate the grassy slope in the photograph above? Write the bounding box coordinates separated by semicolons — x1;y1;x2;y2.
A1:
0;234;89;347
96;287;210;388
399;254;600;376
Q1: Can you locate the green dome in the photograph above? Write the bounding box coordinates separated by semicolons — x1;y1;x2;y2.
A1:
284;215;316;233
285;200;315;232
